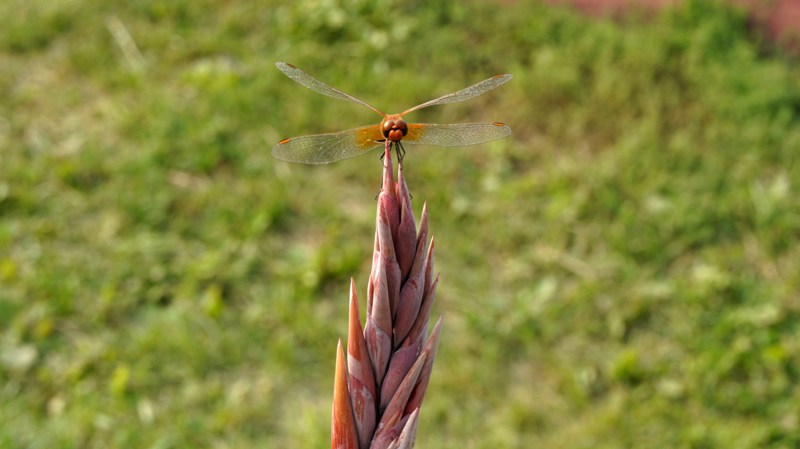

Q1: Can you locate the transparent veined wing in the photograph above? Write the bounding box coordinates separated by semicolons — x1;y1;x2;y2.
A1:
401;74;513;115
403;122;511;147
276;62;385;117
272;124;384;164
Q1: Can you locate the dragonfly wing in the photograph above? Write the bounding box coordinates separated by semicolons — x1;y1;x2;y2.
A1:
401;74;512;115
403;123;511;147
272;124;384;164
276;62;384;117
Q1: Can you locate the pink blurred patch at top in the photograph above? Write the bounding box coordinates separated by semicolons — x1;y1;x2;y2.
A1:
546;0;676;16
546;0;800;52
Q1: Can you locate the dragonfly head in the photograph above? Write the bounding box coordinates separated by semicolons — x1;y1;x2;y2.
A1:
381;115;408;142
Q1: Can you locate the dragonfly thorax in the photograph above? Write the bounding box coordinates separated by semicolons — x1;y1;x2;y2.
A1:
381;115;408;142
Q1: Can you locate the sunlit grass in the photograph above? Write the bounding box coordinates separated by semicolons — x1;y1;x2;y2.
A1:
2;1;799;448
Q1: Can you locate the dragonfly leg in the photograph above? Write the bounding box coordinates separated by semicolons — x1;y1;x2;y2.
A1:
393;142;412;200
394;141;406;163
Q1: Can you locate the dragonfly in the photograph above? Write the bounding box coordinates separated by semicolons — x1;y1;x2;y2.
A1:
272;62;512;164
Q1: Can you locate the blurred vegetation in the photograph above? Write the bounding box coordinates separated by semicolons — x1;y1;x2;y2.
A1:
2;0;800;447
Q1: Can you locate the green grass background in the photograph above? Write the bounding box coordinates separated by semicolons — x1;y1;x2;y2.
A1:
2;0;799;447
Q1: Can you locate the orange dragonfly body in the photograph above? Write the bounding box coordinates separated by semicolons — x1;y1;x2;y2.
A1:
273;62;512;164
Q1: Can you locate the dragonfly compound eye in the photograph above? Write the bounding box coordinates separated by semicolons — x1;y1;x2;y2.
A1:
382;118;408;142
